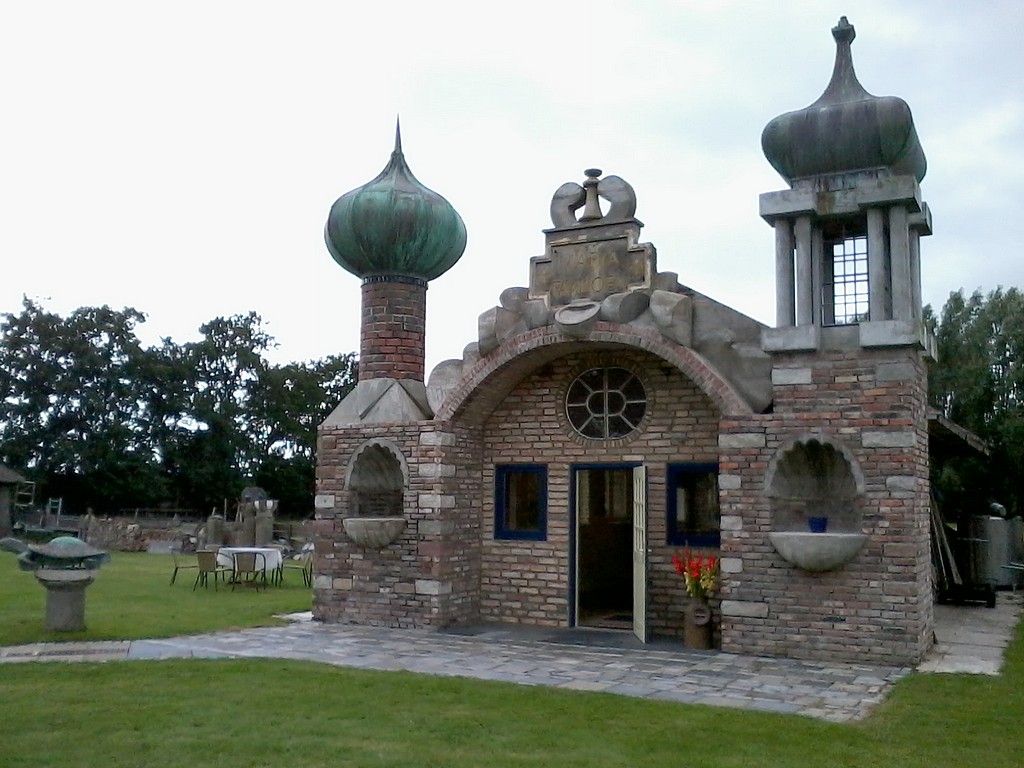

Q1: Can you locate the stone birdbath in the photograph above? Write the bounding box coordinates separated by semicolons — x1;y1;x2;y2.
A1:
4;535;110;632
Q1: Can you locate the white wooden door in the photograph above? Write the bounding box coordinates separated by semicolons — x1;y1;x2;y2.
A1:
631;464;648;643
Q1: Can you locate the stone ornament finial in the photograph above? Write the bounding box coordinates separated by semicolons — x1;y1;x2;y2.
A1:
832;15;855;43
550;169;638;228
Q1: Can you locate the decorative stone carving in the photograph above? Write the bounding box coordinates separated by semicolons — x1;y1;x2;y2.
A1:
478;306;526;355
521;298;551;329
649;290;693;346
764;437;868;571
419;169;773;418
554;300;601;338
601;291;649;323
499;286;530;312
549;169;637;228
766;437;864;534
426;359;465;413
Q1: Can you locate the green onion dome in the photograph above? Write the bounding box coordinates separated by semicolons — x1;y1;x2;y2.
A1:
325;123;467;282
761;17;926;184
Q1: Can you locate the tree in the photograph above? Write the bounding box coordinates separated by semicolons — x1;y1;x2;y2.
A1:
0;298;166;510
930;287;1024;516
247;353;357;516
0;299;358;517
168;313;274;512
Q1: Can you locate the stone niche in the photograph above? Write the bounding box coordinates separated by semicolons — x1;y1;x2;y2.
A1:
765;438;867;571
342;439;408;549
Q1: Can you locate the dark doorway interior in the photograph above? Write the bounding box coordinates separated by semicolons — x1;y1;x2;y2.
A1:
576;467;633;629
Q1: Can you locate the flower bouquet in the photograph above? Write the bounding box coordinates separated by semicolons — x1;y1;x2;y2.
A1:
673;550;719;648
672;549;719;600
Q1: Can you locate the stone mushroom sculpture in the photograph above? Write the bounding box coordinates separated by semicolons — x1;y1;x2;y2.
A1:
2;535;110;632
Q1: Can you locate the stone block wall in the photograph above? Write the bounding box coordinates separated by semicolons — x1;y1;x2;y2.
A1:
719;348;932;664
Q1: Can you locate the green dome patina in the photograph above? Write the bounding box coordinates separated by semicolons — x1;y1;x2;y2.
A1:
761;17;927;184
325;123;467;282
18;535;109;571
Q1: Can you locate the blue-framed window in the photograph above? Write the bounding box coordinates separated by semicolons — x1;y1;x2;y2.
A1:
667;463;720;547
495;464;547;541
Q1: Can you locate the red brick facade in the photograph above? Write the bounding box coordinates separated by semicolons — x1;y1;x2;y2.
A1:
477;346;721;637
318;151;936;664
359;278;427;381
315;340;726;637
315;332;933;664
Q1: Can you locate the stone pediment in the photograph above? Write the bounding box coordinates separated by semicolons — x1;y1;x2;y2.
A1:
424;169;774;417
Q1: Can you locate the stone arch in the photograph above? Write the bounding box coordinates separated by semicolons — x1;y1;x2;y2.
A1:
344;438;409;518
764;434;865;533
434;322;753;425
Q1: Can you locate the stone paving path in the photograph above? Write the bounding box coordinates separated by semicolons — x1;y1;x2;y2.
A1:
0;621;908;722
2;594;1018;724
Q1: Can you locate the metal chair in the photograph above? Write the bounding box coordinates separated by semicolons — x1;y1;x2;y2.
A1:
231;551;267;591
282;544;313;587
192;549;230;591
170;546;200;586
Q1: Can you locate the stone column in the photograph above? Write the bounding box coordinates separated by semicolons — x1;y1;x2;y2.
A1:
909;229;923;321
775;220;795;327
794;216;813;326
811;226;824;326
867;207;889;322
889;206;912;321
35;570;96;632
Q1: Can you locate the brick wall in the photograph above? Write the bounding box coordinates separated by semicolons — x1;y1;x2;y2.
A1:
719;348;933;664
316;330;931;663
316;344;724;639
314;422;481;628
479;347;721;637
359;277;427;381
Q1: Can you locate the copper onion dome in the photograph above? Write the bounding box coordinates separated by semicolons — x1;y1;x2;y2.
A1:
761;17;927;184
325;122;467;282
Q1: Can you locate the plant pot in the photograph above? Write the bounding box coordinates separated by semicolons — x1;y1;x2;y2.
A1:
683;598;713;650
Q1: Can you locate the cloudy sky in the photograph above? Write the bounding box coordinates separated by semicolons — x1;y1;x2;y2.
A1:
2;1;1021;374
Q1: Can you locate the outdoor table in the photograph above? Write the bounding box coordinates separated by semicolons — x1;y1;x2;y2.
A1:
217;546;282;578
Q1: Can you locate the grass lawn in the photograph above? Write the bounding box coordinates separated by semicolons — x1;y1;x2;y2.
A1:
0;551;312;645
1;553;1022;767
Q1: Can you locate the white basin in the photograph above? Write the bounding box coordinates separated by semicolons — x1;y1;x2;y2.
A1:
768;531;867;572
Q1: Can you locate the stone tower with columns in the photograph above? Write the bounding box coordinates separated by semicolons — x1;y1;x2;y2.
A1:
716;17;936;663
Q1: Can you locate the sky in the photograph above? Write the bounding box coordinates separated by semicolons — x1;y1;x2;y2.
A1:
2;1;1022;375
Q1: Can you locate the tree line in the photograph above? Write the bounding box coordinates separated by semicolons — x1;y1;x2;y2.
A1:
0;299;356;518
1;288;1021;521
928;287;1024;519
